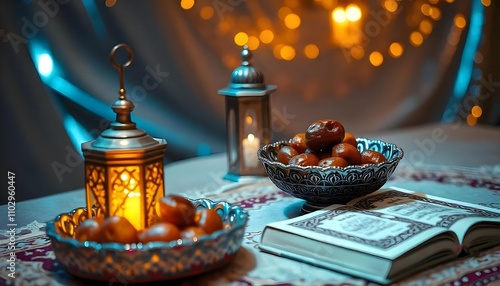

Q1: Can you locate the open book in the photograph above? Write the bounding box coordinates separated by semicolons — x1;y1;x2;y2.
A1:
259;187;500;284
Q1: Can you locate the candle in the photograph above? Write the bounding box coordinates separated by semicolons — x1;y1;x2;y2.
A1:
242;133;260;168
122;191;142;230
117;173;143;230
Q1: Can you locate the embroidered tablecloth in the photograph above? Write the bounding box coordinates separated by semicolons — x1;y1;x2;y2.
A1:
1;164;500;286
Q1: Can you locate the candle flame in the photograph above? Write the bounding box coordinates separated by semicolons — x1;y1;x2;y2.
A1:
247;133;255;141
128;191;140;198
245;116;253;125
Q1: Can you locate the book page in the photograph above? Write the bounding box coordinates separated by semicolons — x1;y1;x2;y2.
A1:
349;187;500;241
282;205;450;258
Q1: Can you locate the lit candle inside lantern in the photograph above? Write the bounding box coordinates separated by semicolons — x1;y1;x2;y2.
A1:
242;133;260;168
122;191;142;230
119;172;142;230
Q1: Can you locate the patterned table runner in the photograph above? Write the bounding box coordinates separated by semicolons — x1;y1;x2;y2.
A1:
1;164;500;285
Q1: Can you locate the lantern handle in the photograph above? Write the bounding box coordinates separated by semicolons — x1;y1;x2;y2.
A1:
110;44;134;100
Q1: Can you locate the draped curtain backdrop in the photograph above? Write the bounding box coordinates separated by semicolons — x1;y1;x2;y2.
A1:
1;0;498;203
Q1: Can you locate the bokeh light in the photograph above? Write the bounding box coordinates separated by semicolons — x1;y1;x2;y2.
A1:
304;44;319;59
247;36;260;50
481;0;491;6
180;0;194;10
234;32;249;46
105;0;116;7
421;4;432;16
200;6;214;20
350;46;365;60
430;7;441;20
383;0;398;12
260;30;274;44
410;31;424;46
273;44;284;59
466;114;477;126
284;13;301;29
389;42;403;58
280;45;296;61
419;19;433;34
471;106;483;118
332;7;346;23
369;51;383;66
345;4;362;22
454;14;466;29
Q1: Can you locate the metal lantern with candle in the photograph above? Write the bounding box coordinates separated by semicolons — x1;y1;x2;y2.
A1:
218;45;276;181
81;44;167;231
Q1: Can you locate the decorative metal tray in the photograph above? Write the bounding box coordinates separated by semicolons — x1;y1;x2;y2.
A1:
46;199;248;283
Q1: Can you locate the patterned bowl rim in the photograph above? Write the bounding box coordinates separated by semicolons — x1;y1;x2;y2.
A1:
257;137;404;172
45;198;248;252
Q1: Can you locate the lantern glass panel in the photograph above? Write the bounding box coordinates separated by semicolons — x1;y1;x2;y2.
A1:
144;161;164;226
228;108;238;168
85;163;106;216
109;165;143;229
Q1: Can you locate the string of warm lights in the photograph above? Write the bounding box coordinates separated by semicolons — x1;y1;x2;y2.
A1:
177;0;490;70
101;0;492;126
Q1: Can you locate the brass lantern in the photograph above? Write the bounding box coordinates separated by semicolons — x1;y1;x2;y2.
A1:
81;44;167;230
218;45;276;181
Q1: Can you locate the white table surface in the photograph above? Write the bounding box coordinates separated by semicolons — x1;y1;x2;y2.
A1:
2;123;499;227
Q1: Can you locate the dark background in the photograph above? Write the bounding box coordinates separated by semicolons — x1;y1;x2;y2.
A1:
1;0;498;203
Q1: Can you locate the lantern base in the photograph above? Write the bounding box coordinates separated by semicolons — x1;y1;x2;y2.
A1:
223;172;266;183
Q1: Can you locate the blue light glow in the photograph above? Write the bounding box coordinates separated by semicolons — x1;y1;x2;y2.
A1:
82;0;106;38
49;76;115;118
37;53;53;77
453;3;483;98
442;1;484;122
197;143;212;156
63;114;93;156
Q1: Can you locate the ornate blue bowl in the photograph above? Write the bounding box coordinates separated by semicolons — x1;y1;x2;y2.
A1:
257;138;404;213
46;199;248;283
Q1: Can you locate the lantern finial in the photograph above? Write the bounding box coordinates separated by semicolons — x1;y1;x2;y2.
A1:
241;45;251;66
110;44;135;129
229;45;265;89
